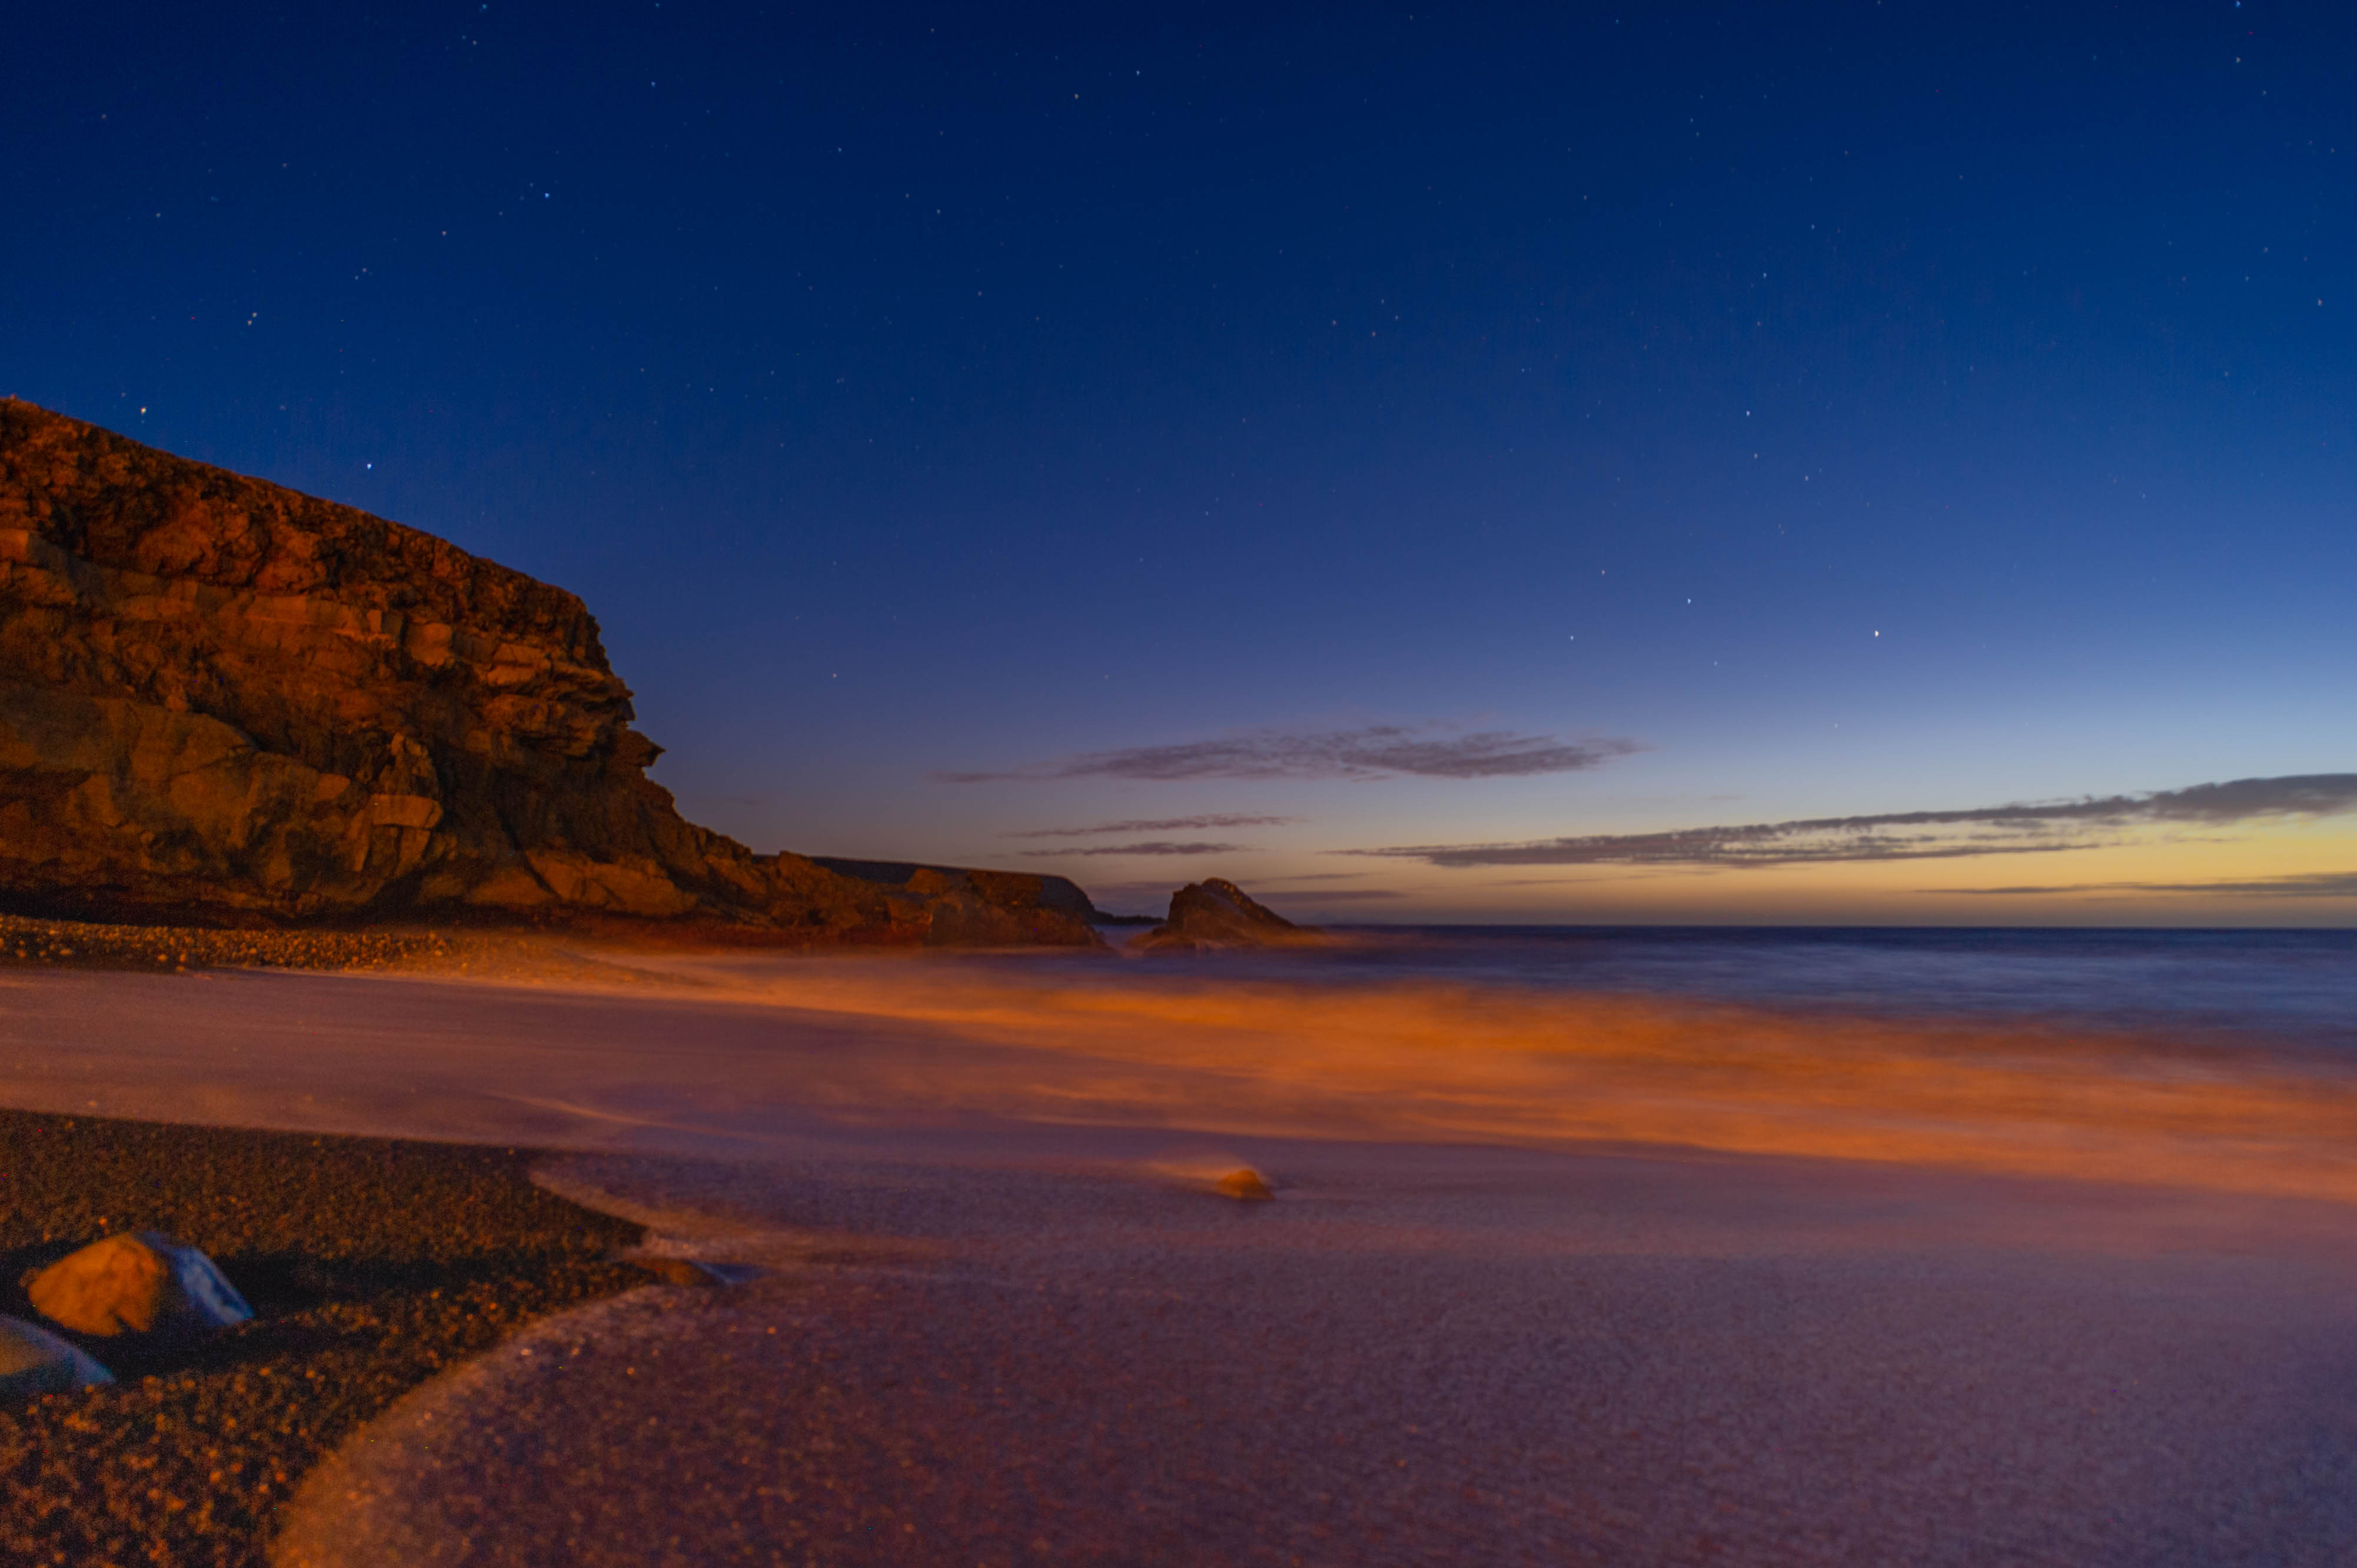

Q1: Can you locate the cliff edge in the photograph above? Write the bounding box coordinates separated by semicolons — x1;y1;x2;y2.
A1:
0;401;1093;944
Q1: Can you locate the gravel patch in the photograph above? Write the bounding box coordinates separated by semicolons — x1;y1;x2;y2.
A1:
0;1107;644;1567
0;911;670;987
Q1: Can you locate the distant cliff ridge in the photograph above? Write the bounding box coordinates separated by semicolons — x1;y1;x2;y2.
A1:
808;858;1099;925
0;400;1095;944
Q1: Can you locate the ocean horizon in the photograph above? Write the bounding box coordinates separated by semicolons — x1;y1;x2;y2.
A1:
1033;923;2357;1054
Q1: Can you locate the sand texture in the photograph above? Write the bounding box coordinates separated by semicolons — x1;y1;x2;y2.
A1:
277;1146;2357;1566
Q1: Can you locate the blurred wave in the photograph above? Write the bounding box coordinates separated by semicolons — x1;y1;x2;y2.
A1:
1093;927;2357;1049
623;927;2357;1203
6;927;2354;1204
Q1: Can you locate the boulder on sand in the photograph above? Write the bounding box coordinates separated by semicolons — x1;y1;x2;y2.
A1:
0;1314;114;1398
1131;878;1322;953
26;1230;254;1337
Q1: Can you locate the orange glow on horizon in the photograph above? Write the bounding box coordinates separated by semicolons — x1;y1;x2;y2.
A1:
1198;817;2357;926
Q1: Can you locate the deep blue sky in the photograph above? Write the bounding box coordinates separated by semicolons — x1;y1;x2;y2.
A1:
6;1;2352;920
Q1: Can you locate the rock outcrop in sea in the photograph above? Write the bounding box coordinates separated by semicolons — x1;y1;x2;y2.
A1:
0;401;1095;944
1131;877;1321;952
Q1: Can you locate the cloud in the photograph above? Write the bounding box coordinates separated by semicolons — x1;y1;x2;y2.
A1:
1934;871;2357;899
1003;814;1300;838
2127;776;2357;824
1481;872;1712;887
1253;887;1407;902
1348;773;2357;870
1018;841;1249;858
940;725;1641;783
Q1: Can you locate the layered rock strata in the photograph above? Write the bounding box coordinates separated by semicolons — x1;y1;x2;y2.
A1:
0;401;1094;944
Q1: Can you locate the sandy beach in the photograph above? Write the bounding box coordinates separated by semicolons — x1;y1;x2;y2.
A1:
3;946;2356;1564
12;1;2356;1559
285;1144;2357;1568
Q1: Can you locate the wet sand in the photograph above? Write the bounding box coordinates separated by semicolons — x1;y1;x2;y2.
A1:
276;1144;2357;1567
2;956;2354;1563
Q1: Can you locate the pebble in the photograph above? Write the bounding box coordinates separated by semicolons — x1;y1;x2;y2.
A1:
0;1107;645;1567
0;1316;112;1400
1215;1167;1275;1201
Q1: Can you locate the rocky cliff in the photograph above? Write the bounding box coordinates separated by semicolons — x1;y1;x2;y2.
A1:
0;401;1095;944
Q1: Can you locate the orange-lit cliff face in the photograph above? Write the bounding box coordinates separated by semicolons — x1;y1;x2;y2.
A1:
0;400;681;916
0;402;1096;942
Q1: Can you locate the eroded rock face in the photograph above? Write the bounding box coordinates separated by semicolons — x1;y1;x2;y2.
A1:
1131;878;1321;952
0;402;1096;943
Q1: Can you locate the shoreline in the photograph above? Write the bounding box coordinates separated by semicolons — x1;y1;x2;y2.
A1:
8;1046;2357;1562
278;1136;2357;1566
7;940;2357;1208
0;910;705;988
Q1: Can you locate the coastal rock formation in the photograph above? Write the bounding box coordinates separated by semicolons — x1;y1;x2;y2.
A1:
809;858;1102;946
1131;878;1321;952
0;401;1096;943
26;1231;253;1338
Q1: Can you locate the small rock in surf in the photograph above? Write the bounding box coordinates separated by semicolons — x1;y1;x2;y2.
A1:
1215;1168;1276;1201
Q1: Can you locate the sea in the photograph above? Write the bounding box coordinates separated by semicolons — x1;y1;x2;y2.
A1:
1064;926;2357;1054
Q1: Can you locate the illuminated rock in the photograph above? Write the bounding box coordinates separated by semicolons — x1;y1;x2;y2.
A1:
631;1257;730;1287
1214;1168;1275;1201
26;1230;254;1337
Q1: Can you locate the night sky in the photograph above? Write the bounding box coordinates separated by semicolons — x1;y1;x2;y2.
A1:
7;1;2352;923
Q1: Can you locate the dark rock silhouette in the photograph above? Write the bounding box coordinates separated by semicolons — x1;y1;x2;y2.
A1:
810;858;1099;927
0;401;1095;944
1131;878;1320;952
